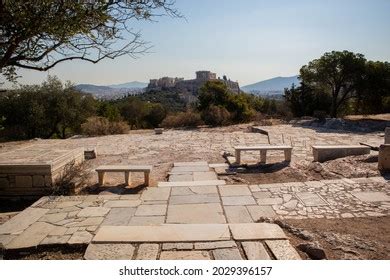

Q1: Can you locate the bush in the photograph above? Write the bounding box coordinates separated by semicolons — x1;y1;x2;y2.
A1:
161;111;203;128
81;117;129;136
201;105;231;126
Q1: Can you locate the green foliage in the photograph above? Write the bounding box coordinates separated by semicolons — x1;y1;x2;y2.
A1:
201;105;231;126
138;90;187;112
81;117;129;136
161;111;203;128
0;116;4;131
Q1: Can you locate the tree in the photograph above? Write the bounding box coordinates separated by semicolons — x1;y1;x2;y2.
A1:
300;50;367;117
0;0;180;82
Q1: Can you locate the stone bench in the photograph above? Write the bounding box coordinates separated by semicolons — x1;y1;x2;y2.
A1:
95;165;152;186
234;145;292;165
312;145;370;162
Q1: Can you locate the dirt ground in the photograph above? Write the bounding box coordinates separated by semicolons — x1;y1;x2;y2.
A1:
6;246;85;260
282;216;390;260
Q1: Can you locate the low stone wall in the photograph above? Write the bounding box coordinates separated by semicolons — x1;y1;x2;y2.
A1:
312;145;371;162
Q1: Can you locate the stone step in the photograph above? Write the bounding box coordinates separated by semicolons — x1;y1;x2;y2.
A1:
158;180;226;187
92;223;287;243
173;161;209;167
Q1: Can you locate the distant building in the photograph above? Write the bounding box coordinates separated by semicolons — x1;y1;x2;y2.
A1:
146;71;240;98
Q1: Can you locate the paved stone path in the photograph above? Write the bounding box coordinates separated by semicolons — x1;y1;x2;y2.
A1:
1;161;389;259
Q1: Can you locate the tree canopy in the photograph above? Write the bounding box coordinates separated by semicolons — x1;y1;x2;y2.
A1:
0;0;180;82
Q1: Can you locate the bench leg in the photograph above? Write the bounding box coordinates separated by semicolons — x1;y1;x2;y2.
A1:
284;149;292;162
124;171;131;186
144;172;150;186
260;150;267;164
235;150;241;165
98;171;105;185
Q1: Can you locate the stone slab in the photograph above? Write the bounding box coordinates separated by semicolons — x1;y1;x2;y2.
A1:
166;203;226;224
312;145;370;162
213;248;243;260
352;191;390;202
41;235;71;245
6;222;57;249
135;204;167;216
162;243;193;250
160;251;210;260
229;223;286;240
224;206;253;223
194;241;237;250
193;171;218;181
219;186;252;196
84;243;135;260
242;241;271;260
77;207;110;217
136;243;159;260
102;208;136;226
104;200;141;208
158;180;225;187
265;240;301;260
296;192;328;206
68;231;93;244
171;166;210;172
141;188;171;201
174;161;209;167
222;196;256;206
256;197;283;205
170;194;220;204
189;186;218;194
169;174;194;182
247;205;277;220
93;224;231;243
0;207;49;234
128;216;165;226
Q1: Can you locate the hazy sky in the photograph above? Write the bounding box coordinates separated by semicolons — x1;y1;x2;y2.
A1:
9;0;390;87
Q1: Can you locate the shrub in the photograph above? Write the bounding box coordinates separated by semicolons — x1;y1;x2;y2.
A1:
201;105;231;126
161;111;203;128
81;117;129;136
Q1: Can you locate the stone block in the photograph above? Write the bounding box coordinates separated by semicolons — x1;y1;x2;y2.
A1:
0;177;9;189
0;207;49;234
135;204;167;216
6;222;57;249
242;242;271;260
224;206;253;223
194;241;236;250
312;145;370;162
219;186;251;196
213;248;243;260
32;176;45;187
162;243;193;250
247;205;277;220
102;208;136;226
222;196;256;206
378;144;390;171
229;223;286;240
166;203;226;224
15;176;32;188
160;251;210;260
84;243;135;260
141;188;171;201
136;243;159;260
265;240;301;260
128;216;165;225
169;194;219;204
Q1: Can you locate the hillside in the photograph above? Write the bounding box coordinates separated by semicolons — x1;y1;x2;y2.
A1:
242;75;299;94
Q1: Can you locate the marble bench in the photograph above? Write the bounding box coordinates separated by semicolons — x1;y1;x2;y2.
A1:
234;145;292;165
95;165;152;186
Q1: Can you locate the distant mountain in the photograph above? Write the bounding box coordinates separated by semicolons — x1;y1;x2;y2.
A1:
74;83;144;100
242;75;299;94
108;81;147;89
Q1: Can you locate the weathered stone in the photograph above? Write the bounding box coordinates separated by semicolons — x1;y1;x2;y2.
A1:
41;235;71;245
229;223;286;240
167;203;226;224
49;226;68;236
15;176;32;188
141;188;171;201
162;243;193;250
77;207;110;217
158;180;225;187
193;171;217;181
135;204;167;216
247;205;276;220
224;206;253;223
283;200;298;209
189;186;218;194
0;207;49;234
32;176;45;187
84;243;135;260
93;224;230;242
171;166;210;172
256;197;283;205
352;191;390;202
341;213;354;218
128;216;165;225
296;192;328;206
265;240;301;260
170;194;219;204
6;222;57;249
297;242;326;260
68;231;93;244
169;174;193;182
104;200;141;208
194;241;236;250
171;187;193;196
0;178;9;188
0;234;15;246
219;186;251;196
56;201;82;208
242;242;271;260
136;243;159;260
75;217;104;227
312;145;370;162
222;196;256;206
252;192;272;199
160;251;210;260
39;212;68;224
102;208;136;226
213;248;243;260
174;161;209;167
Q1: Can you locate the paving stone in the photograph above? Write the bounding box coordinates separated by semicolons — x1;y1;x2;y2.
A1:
256;197;283;205
102;208;136;226
194;241;237;250
119;194;141;200
104;200;141;208
169;174;194;182
296;192;328;206
229;223;286;240
171;187;193;196
75;217;104;227
158;180;225;187
162;243;193;250
174;161;209;167
341;213;354;218
265;240;301;260
213;248;243;260
0;208;49;234
167;203;226;224
93;224;231;242
39;212;68;224
193;171;218;181
136;243;159;260
141;188;171;201
5;222;57;249
283;200;299;209
41;235;71;245
352;192;390;202
219;186;251;196
128;216;165;225
247;205;276;220
253;192;272;199
135;204;167;216
242;241;271;260
222;196;256;206
189;186;218;194
160;251;210;260
224;206;253;223
68;231;93;244
77;207;110;217
171;166;210;172
170;194;219;204
84;243;135;260
0;234;15;246
55;201;82;208
49;226;68;235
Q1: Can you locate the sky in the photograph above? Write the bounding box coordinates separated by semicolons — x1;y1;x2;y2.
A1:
7;0;390;87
